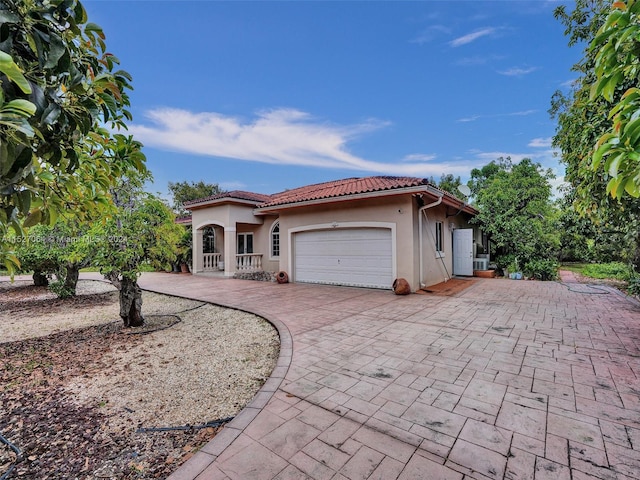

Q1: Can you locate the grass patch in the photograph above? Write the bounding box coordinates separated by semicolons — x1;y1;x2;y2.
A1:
582;262;630;280
559;263;589;274
562;262;630;281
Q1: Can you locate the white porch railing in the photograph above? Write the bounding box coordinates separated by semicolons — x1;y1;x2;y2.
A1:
236;253;263;271
203;253;223;271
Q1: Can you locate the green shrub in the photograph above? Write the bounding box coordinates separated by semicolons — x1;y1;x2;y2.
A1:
524;259;559;281
582;262;630;280
626;277;640;297
48;280;75;299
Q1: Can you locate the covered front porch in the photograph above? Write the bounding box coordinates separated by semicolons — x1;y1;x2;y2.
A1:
192;223;264;277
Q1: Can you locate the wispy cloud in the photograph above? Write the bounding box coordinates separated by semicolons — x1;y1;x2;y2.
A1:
472;151;541;163
410;25;450;45
450;28;496;47
458;115;481;123
509;110;537;117
454;54;504;67
560;78;578;89
402;153;437;162
528;137;552;148
130;107;471;177
457;110;537;122
219;181;247;191
498;66;538;76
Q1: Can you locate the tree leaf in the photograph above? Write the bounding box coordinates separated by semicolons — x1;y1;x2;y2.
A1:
39;171;54;182
23;210;42;228
0;51;32;94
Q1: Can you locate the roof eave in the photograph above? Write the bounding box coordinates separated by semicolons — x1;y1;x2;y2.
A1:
186;197;264;211
254;185;447;215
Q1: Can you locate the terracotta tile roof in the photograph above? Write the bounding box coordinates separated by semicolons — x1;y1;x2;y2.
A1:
259;176;431;208
183;176;476;214
184;190;272;207
175;215;192;224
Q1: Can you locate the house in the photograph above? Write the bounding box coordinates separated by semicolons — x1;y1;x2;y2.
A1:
184;176;481;292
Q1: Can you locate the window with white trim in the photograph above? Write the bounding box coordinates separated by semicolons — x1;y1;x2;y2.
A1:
237;233;254;254
271;222;280;258
203;226;215;254
435;221;444;255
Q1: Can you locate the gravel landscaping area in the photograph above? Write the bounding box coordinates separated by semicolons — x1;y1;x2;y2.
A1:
0;279;279;479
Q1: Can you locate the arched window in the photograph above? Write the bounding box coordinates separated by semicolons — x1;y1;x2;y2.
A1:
203;226;215;254
270;222;280;258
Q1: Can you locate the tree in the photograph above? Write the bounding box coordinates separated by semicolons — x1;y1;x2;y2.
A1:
428;174;465;198
470;158;559;270
590;0;640;199
14;221;91;295
87;179;183;327
468;157;511;197
168;180;222;216
551;0;640;271
13;223;61;286
0;0;145;273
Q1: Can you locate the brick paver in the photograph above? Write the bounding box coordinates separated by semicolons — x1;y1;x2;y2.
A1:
122;273;640;480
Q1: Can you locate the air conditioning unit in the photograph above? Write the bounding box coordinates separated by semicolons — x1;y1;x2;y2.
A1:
473;258;489;271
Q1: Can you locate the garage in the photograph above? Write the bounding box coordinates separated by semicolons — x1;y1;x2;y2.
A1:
293;228;393;289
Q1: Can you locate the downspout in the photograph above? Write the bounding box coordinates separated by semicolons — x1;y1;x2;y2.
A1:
418;194;443;288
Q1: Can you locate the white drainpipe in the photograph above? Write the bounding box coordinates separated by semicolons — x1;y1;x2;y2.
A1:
418;194;443;288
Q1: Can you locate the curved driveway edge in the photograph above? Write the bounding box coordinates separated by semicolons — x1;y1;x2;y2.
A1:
135;273;640;480
137;276;295;479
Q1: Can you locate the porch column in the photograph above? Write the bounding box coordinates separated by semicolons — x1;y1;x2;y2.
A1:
223;226;237;277
193;228;203;273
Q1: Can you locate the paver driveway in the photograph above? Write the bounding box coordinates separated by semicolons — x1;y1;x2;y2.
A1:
134;273;640;480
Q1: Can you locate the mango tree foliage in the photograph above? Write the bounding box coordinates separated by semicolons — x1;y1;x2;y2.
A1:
0;0;145;273
14;220;91;296
13;223;61;285
590;0;640;198
168;180;222;216
427;174;465;200
470;158;559;269
552;0;640;271
86;187;183;327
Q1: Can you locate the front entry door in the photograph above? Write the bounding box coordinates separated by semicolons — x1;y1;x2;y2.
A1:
453;228;473;276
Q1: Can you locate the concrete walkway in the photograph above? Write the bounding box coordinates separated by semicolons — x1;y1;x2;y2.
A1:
135;274;640;478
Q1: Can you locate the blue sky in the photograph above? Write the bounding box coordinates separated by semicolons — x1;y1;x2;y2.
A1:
84;0;582;197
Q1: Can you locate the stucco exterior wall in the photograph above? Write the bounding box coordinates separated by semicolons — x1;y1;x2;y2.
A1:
275;196;418;289
190;203;264;274
418;204;475;288
191;203;263;230
189;194;476;290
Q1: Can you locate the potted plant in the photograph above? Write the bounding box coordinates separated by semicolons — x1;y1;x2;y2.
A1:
507;258;523;280
176;228;192;273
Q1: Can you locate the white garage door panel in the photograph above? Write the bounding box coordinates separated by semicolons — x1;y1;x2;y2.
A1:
294;228;393;289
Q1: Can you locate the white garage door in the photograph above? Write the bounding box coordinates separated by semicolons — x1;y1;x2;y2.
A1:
293;228;393;289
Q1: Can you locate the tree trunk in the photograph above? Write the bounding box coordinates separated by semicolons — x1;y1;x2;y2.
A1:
63;264;80;295
119;277;144;327
633;230;640;273
33;270;48;286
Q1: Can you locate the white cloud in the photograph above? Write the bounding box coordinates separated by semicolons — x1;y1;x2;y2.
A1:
498;66;538;76
473;151;535;163
457;115;481;123
457;110;536;122
410;25;450;45
450;28;496;47
560;78;579;89
528;137;552;148
549;174;568;199
402;153;437;162
454;54;504;67
508;109;537;117
219;181;247;191
130;107;471;177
